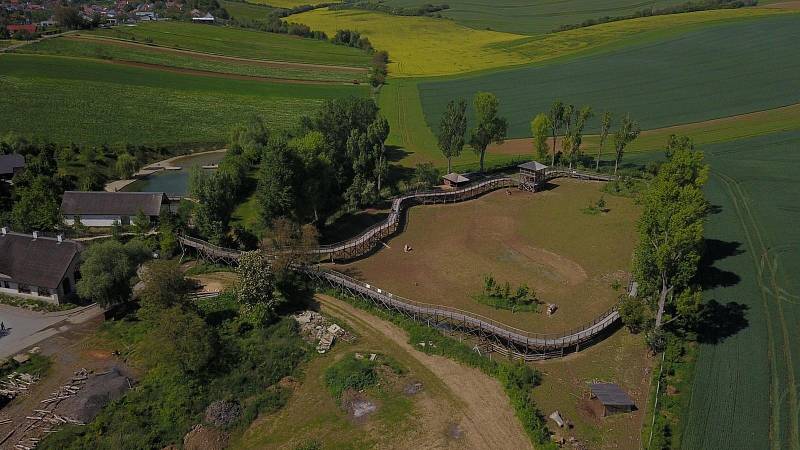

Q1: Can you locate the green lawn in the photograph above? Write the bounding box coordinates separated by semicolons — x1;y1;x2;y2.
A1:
382;0;693;34
0;54;368;147
87;22;371;67
221;0;275;21
418;14;800;138
18;37;366;82
676;130;800;449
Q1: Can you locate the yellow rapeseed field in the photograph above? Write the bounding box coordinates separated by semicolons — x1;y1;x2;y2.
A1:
289;7;790;76
289;9;522;76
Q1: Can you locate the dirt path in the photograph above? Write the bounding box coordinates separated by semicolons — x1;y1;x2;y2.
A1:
317;294;534;450
66;34;368;73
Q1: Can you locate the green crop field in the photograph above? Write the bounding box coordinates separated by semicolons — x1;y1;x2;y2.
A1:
418;14;800;139
0;54;367;147
382;0;690;34
87;22;371;67
18;37;367;82
291;7;786;76
220;0;274;21
247;0;339;8
674;130;800;449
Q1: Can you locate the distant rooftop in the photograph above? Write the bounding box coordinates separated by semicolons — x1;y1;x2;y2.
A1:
0;153;25;176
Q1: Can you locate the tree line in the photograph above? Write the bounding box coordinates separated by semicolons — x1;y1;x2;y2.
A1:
436;94;642;174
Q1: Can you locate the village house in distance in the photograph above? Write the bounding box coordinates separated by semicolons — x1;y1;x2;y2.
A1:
0;228;81;304
60;191;169;227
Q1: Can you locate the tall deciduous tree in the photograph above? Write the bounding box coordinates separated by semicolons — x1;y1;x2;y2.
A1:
632;136;709;328
235;250;278;326
547;101;565;166
530;113;551;162
612;114;641;175
469;92;507;173
566;105;593;168
438;99;467;174
596;111;613;171
257;137;300;227
115;152;137;179
76;239;150;306
367;116;390;192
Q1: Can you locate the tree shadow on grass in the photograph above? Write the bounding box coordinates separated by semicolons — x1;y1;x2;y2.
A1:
697;239;744;290
695;300;749;344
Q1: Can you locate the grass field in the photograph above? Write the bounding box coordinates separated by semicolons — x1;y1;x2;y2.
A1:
0;54;367;147
677;130;800;449
290;7;788;76
418;14;800;138
336;179;639;334
18;36;367;82
247;0;337;8
220;0;274;21
382;0;690;34
87;22;371;67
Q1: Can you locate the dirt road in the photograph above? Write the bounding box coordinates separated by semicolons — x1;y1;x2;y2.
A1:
318;294;534;450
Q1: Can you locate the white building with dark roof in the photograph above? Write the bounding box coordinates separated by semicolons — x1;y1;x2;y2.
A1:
61;191;169;227
0;229;81;304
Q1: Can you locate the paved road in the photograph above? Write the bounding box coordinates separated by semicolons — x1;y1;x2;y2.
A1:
0;304;104;359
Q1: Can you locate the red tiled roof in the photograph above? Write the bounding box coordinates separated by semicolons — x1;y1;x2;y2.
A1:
7;24;37;33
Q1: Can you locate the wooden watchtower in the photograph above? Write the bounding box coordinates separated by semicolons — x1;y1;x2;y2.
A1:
518;161;548;192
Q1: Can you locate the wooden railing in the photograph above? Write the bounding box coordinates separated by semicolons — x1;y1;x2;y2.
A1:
310;267;619;350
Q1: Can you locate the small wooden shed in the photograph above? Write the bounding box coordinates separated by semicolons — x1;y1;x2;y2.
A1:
589;383;636;416
518;161;548;192
442;172;470;188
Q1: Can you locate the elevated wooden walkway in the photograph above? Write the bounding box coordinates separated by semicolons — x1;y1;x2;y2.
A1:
177;168;621;359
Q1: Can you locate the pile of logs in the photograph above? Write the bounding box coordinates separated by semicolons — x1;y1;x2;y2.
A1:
0;373;39;399
40;368;88;405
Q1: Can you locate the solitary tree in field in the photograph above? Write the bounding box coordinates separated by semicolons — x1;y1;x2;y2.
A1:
438;99;467;174
469;92;507;173
530;113;551;161
612;114;641;175
547;101;565;166
632;137;709;329
596;111;613;171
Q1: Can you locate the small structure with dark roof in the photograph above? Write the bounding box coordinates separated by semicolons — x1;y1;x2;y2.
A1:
442;172;470;188
518;161;548;192
589;383;636;416
0;154;26;180
61;191;169;227
0;229;81;304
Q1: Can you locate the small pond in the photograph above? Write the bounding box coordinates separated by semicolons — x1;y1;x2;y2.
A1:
123;151;226;195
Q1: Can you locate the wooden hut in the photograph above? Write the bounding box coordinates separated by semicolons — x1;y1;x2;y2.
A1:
518;161;548;192
442;172;470;188
589;383;636;416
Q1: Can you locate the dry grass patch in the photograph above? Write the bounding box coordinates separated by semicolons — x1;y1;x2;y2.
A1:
335;179;639;334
